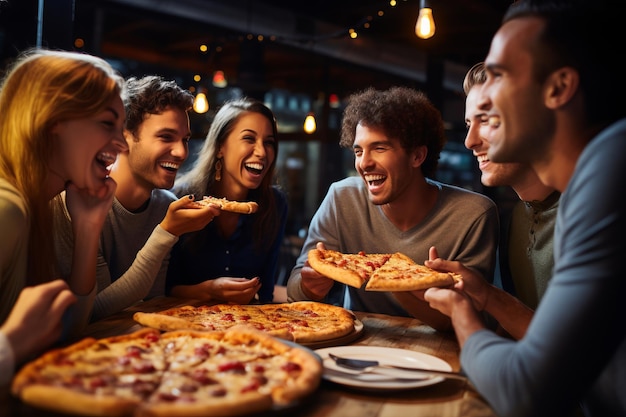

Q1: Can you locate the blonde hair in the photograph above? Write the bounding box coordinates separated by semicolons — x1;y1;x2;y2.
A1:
462;62;486;96
0;49;125;283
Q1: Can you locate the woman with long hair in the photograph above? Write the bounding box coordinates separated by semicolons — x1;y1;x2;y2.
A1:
166;98;287;304
0;48;127;383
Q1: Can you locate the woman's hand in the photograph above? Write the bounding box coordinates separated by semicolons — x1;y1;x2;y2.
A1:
171;277;262;305
1;280;76;365
64;180;116;233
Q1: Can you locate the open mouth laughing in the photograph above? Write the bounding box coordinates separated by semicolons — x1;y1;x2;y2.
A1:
245;162;265;175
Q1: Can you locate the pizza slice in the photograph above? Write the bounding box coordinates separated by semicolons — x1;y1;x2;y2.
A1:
195;196;259;214
307;248;391;288
365;252;461;291
261;301;356;343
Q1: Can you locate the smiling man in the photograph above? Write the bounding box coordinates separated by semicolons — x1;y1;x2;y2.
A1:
286;86;499;331
421;1;626;416
463;62;559;310
54;75;219;321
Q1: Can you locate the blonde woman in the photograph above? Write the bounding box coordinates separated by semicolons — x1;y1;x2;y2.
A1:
0;49;127;385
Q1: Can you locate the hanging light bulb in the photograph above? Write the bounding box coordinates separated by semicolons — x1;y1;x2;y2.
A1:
193;92;209;114
415;0;436;39
303;113;316;134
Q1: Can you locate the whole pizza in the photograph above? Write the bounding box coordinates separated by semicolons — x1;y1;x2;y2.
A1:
12;326;321;417
133;301;357;345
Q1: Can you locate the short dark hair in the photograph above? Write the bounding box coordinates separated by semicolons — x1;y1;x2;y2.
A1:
503;0;626;126
339;86;446;178
124;75;194;136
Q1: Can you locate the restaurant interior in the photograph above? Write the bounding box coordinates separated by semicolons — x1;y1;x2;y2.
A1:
0;0;516;283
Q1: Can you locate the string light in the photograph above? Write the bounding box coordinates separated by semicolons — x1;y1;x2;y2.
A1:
193;91;209;114
415;0;436;39
303;113;317;134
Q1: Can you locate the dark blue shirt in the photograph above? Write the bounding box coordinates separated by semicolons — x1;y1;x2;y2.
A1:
166;187;287;303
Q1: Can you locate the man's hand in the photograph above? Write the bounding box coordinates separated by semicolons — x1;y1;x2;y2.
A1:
160;195;221;236
300;242;334;300
424;246;489;312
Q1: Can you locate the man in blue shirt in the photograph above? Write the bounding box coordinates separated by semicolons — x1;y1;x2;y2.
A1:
423;1;626;416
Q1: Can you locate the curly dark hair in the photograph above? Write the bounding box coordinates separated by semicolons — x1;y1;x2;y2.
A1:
339;86;446;178
124;75;194;137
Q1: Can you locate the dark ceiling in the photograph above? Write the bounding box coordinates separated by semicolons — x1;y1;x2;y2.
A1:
70;0;510;99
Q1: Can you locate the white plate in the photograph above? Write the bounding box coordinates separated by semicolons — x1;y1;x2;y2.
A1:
314;346;452;390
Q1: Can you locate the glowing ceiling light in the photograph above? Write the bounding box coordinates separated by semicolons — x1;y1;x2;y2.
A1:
415;0;436;40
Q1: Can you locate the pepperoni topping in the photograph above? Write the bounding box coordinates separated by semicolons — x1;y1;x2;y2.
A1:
144;333;160;343
132;361;156;373
282;361;302;372
88;376;109;388
194;343;211;358
190;369;219;385
303;309;319;317
158;392;179;402
252;364;265;373
221;314;235;322
217;361;246;373
132;380;157;397
211;387;228;397
241;375;267;393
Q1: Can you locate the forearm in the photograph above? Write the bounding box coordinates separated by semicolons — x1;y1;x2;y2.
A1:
393;292;452;332
286;270;324;302
450;299;487;347
69;223;100;295
170;284;211;301
93;226;177;320
484;285;533;340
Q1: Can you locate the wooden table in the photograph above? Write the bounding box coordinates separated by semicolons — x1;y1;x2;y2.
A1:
4;297;497;417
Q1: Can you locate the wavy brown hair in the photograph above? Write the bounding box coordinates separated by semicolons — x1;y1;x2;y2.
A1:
174;97;281;248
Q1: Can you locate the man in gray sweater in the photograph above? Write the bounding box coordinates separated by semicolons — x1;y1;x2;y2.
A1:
287;86;499;331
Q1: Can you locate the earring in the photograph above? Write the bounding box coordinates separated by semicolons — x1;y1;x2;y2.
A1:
215;158;222;182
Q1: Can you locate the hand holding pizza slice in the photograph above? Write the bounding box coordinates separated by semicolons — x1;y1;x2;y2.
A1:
194;196;258;214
